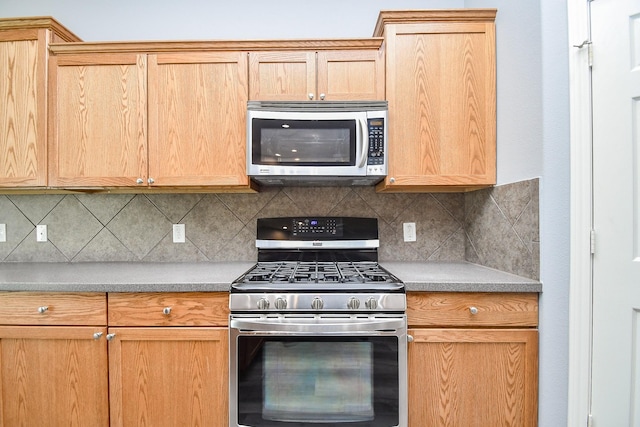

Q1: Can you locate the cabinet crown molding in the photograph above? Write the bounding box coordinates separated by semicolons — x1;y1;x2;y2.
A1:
49;38;384;55
0;16;81;42
373;8;497;36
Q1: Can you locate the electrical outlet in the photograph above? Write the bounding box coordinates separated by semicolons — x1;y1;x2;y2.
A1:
173;224;186;243
36;224;47;242
403;222;416;242
0;224;6;242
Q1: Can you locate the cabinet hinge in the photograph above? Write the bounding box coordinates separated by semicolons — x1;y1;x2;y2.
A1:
590;230;596;254
587;413;593;427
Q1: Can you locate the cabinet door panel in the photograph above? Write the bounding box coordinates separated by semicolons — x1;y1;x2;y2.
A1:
49;53;147;187
0;33;46;186
148;52;249;187
108;327;228;427
408;328;537;427
0;326;109;426
249;51;315;100
379;21;496;191
317;50;384;100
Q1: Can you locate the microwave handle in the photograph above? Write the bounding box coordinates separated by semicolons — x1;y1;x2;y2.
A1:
357;118;369;168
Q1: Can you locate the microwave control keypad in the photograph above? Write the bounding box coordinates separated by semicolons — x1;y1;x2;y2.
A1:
367;119;385;175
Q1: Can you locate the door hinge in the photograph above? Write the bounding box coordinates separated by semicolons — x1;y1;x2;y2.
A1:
573;40;593;67
588;413;593;427
590;229;596;254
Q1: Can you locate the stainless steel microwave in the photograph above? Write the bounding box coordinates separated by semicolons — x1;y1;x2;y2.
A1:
247;101;388;186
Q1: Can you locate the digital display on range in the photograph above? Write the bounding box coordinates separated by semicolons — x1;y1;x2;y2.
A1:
292;218;341;237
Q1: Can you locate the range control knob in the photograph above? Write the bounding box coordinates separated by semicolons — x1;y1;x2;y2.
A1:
365;297;379;310
311;297;324;310
347;297;361;310
257;298;270;310
274;297;287;310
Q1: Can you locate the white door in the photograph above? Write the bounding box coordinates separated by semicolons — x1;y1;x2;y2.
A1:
591;0;640;424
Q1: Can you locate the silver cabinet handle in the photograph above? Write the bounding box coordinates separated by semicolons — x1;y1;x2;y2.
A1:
162;307;172;315
93;332;103;340
407;334;414;343
136;178;144;184
106;333;116;341
148;178;155;184
308;93;314;100
469;306;479;315
37;306;48;314
389;177;396;184
319;93;325;100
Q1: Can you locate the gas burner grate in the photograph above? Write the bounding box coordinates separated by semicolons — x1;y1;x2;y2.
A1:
239;261;397;285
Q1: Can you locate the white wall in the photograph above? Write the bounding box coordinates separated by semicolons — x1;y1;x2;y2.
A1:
0;1;570;425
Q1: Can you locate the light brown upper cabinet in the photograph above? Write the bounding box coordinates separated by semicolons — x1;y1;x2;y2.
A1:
249;41;384;101
147;52;250;188
0;18;80;188
48;44;255;191
374;10;497;192
49;51;148;187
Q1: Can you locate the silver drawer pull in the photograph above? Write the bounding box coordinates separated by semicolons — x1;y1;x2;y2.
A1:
37;306;48;314
407;334;414;343
106;333;116;341
93;332;103;340
162;307;172;315
469;306;479;315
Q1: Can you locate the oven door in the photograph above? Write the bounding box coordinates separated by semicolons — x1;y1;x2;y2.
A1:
229;314;407;427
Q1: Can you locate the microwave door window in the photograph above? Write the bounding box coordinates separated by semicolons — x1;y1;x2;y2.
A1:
254;119;356;166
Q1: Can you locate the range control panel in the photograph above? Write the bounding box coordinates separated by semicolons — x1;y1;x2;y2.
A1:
292;218;339;237
256;217;378;241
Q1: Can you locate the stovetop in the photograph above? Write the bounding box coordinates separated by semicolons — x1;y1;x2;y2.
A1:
229;217;405;312
231;261;403;292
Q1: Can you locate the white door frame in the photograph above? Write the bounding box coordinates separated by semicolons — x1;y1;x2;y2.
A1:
567;0;593;425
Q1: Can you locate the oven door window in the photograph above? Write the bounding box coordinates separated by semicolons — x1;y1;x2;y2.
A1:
236;336;399;427
251;119;356;166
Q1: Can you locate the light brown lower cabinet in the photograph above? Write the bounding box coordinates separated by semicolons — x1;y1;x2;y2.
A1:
0;291;229;427
0;292;109;426
107;327;228;427
107;292;229;427
407;292;538;427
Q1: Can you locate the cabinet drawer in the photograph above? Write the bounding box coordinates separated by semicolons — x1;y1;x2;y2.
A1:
108;292;228;326
0;292;107;325
407;292;538;327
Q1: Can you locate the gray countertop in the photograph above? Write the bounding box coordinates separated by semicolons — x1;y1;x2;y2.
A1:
0;261;541;293
381;262;541;292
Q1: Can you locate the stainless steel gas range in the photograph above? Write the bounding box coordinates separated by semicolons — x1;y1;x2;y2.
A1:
229;217;408;427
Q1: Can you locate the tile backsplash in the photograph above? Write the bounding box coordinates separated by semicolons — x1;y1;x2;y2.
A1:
0;178;539;280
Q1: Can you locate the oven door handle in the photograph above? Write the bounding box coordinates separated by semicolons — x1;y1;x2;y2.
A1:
230;316;405;334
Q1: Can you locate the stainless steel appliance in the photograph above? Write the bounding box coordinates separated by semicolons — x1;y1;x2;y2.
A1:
229;217;407;427
247;101;388;186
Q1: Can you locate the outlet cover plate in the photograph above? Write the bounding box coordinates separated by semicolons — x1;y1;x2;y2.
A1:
36;224;47;242
173;224;185;243
403;222;416;242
